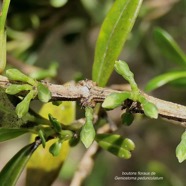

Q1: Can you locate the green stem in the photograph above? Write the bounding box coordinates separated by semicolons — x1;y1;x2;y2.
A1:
0;0;10;73
0;0;11;30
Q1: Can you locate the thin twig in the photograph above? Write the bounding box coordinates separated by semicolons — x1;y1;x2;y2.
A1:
1;76;186;127
70;125;111;186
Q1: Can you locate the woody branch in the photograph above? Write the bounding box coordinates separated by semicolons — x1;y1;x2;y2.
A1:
0;75;186;127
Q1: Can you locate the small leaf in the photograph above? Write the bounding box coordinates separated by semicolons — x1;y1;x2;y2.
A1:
145;71;186;92
0;141;40;186
176;131;186;163
16;90;36;118
80;122;95;148
50;0;68;8
6;69;36;85
6;84;32;95
37;82;51;103
115;60;134;82
102;92;130;109
38;130;46;148
154;27;186;66
92;0;143;87
114;60;138;91
59;130;73;141
121;112;134;126
48;114;62;133
123;138;135;151
0;128;29;142
49;141;62;156
80;107;95;148
141;99;158;119
69;135;80;147
96;134;135;159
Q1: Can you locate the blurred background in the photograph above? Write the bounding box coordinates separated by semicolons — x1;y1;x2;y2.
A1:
1;0;186;185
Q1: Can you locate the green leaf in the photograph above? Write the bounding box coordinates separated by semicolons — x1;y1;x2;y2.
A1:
80;107;95;148
37;82;51;103
114;60;138;91
50;0;68;8
6;84;32;95
102;92;130;109
0;128;29;142
176;131;186;163
145;71;186;92
0;141;40;186
38;130;46;148
96;134;135;159
121;112;134;126
6;69;36;85
30;62;58;80
154;27;186;66
140;98;158;119
49;141;62;156
16;90;36;118
59;130;73;141
0;0;10;73
48;114;62;133
92;0;143;87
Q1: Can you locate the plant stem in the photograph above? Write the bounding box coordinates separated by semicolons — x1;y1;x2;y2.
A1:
0;0;11;30
0;0;10;73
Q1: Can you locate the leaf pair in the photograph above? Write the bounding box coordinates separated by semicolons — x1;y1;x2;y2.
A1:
96;134;135;159
103;60;158;119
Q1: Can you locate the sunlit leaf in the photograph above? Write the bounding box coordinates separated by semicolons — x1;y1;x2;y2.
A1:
176;131;186;163
92;0;143;87
0;128;29;142
154;27;186;66
0;141;40;186
96;134;135;159
102;92;130;109
145;71;186;92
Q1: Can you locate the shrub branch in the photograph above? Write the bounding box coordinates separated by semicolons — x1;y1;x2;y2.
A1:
0;75;186;127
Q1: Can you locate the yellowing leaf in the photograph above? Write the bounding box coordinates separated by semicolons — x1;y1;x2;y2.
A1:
26;101;76;186
39;101;76;125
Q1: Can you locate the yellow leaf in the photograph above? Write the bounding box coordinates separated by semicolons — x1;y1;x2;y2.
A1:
26;101;76;186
